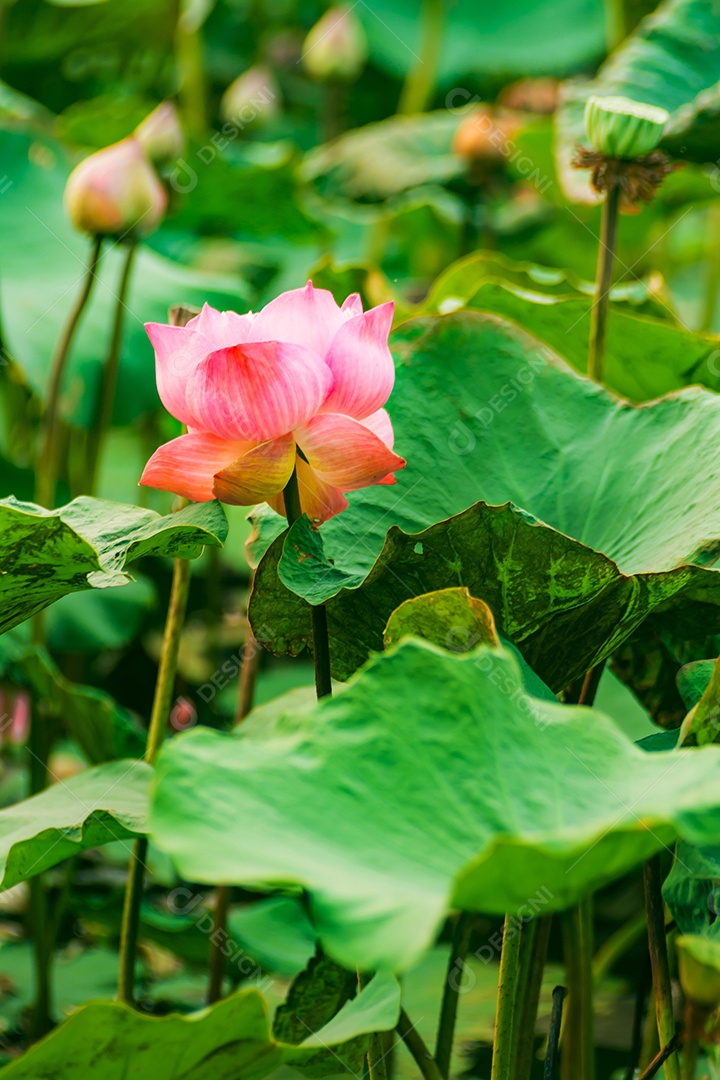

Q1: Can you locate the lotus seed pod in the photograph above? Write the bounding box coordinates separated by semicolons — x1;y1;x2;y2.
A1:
584;95;669;159
135;101;185;165
677;935;720;1008
64;137;167;237
302;5;367;82
220;66;281;129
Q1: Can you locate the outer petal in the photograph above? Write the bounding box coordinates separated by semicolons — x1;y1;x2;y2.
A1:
341;292;363;317
321;302;395;419
139;432;250;502
295;413;405;493
145;322;209;425
358;407;395;448
187;340;333;442
294;458;349;523
247;281;351;358
213;435;296;506
186;302;257;347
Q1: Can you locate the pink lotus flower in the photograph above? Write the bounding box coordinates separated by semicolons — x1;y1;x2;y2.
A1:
140;282;405;522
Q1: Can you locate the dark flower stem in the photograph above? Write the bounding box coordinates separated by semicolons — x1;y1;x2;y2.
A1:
544;986;567;1080
515;916;553;1080
37;235;103;509
282;465;332;699
435;912;473;1078
587;182;620;384
396;1008;444;1080
118;553;192;1004
637;1033;681;1080
86;239;138;495
643;856;680;1080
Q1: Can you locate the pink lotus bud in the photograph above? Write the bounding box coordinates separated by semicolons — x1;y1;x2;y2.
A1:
9;691;30;746
64;137;167;237
135;101;185;165
302;5;367;82
220;66;281;129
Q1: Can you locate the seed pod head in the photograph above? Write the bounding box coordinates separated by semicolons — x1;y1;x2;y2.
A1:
64;137;167;237
302;5;367;82
584;95;669;160
135;101;184;165
677;935;720;1009
220;65;281;129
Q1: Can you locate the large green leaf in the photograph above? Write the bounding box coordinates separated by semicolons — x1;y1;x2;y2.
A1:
0;635;145;763
150;639;720;973
426;275;720;403
0;496;227;635
555;0;720;200
0;128;249;428
0;759;150;890
249;311;720;690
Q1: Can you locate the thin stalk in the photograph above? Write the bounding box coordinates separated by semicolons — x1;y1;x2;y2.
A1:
515;916;553;1080
593;909;647;985
544;986;566;1080
643;856;680;1080
37;235;102;509
435;912;473;1077
587;182;620;383
560;897;594;1080
396;1008;444;1080
86;240;138;495
118;556;192;1004
638;1033;682;1080
208;586;262;1004
490;914;524;1080
397;0;444;115
701;202;720;332
282;466;332;700
27;702;52;1039
624;953;652;1080
175;6;207;139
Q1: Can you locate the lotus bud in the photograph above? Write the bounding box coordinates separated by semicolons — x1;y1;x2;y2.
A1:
64;137;167;238
453;106;521;165
584;95;669;160
302;5;367;82
677;935;720;1009
135;101;184;165
220;65;281;129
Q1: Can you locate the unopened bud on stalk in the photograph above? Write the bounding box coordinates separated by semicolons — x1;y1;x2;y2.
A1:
584;95;669;160
302;5;367;82
220;65;281;128
135;101;185;165
64;137;167;237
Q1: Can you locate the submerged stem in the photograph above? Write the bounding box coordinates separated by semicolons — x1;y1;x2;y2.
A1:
587;183;620;383
118;556;192;1004
86;239;138;495
37;235;102;509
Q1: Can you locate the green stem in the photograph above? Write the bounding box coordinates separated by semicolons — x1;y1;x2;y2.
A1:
435;912;473;1077
561;897;594;1080
515;916;553;1080
175;5;207;139
397;0;444;115
117;556;191;1004
282;466;332;700
592;909;646;985
701;202;720;332
680;1036;698;1080
36;235;102;509
643;856;680;1080
86;240;138;495
587;183;620;384
638;1033;681;1080
27;701;52;1039
396;1008;443;1080
490;914;524;1080
544;986;566;1080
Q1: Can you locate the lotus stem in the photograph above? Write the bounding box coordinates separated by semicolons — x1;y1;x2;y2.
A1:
515;916;553;1080
396;1007;444;1080
637;1033;681;1080
490;913;524;1080
435;911;474;1077
118;554;192;1004
643;856;680;1080
282;466;333;699
587;182;620;383
544;986;566;1080
86;239;138;495
37;235;102;509
398;0;444;115
561;897;594;1080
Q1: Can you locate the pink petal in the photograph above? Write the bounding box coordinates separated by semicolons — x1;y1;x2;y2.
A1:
213;434;296;506
295;412;405;493
341;293;363;317
321;302;395;419
186;302;257;347
358;407;395;448
139;432;250;502
187;340;333;442
145;322;209;425
247;281;351;358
